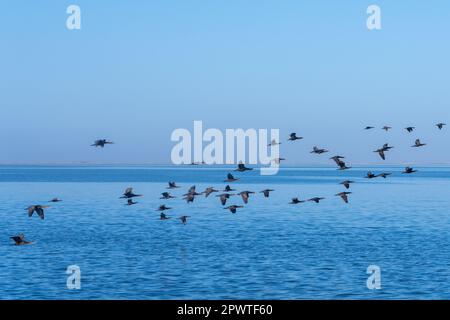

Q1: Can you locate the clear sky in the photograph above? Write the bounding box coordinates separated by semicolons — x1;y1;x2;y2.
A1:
1;1;449;165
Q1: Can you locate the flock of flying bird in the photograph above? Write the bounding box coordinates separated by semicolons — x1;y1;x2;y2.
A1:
10;123;446;245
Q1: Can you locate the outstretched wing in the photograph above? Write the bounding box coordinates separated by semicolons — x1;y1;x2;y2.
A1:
35;207;45;220
27;206;35;217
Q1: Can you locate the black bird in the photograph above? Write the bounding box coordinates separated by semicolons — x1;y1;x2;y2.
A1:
167;182;180;189
179;216;190;225
335;192;352;203
126;199;138;206
157;205;171;211
403;167;417;174
120;187;142;199
382;143;394;151
26;205;49;220
49;198;62;203
202;187;218;198
290;197;305;204
224;205;244;214
235;162;253;172
224;173;239;182
223;185;236;192
412;139;426;147
91;139;114;148
405;127;415;133
260;189;274;198
160;212;171;220
330;156;350;170
436;123;446;130
10;234;33;246
239;191;255;204
378;172;392;179
364;126;375;130
310;146;329;154
160;192;176;200
365;171;377;179
308;197;325;204
216;193;234;206
288;133;303;141
340;180;354;189
382;126;392;131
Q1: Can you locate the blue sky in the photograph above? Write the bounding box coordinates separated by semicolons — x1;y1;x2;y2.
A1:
1;1;449;165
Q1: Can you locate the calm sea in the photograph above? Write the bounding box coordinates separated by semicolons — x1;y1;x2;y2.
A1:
1;165;450;299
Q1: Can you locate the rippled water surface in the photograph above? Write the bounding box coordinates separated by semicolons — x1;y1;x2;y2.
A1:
1;166;450;299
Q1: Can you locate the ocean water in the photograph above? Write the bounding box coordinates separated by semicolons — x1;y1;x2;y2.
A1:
1;165;450;300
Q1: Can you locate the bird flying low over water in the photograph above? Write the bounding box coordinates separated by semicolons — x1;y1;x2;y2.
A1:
167;182;180;189
405;127;415;133
126;199;138;206
382;126;392;131
224;205;244;214
121;188;142;199
412;139;426;147
311;146;329;154
239;191;255;204
49;198;62;203
364;126;375;130
290;197;305;204
179;216;190;225
268;139;281;147
308;197;325;203
340;180;354;189
223;185;235;192
330;156;350;170
330;156;351;170
160;213;171;220
157;205;171;211
26;205;49;220
160;192;176;200
260;189;274;198
374;143;394;160
225;173;239;182
216;193;234;206
235;162;253;172
91;139;114;148
10;234;33;246
403;167;417;174
335;192;352;203
202;187;218;198
288;133;303;141
436;123;446;130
